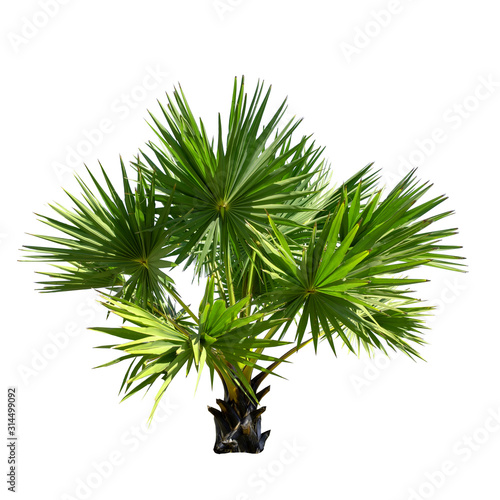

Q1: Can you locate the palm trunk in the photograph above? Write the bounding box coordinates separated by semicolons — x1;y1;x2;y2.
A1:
207;374;271;454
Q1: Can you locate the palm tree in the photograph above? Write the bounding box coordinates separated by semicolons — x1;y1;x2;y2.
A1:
23;77;465;453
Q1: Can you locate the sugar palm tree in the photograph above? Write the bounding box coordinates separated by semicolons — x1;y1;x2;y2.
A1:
23;77;465;453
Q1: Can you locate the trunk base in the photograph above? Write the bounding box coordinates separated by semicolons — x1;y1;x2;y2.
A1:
208;382;271;454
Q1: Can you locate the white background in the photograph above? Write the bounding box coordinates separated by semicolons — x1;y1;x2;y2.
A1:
1;1;499;499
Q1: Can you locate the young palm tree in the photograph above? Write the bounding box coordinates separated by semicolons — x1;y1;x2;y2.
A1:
24;77;465;453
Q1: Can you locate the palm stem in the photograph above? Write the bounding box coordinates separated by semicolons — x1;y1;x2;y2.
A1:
210;263;228;306
151;305;191;337
245;251;256;316
213;357;239;400
224;248;236;307
168;288;199;325
252;336;315;388
243;323;281;380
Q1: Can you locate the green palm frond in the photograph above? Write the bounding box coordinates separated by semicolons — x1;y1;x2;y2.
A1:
137;77;327;278
92;281;289;422
23;159;178;308
249;169;465;357
317;162;381;226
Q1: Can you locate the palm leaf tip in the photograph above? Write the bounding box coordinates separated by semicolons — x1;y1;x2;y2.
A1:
249;168;465;358
23;160;179;308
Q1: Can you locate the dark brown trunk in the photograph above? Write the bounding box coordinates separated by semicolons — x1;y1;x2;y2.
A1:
207;373;271;454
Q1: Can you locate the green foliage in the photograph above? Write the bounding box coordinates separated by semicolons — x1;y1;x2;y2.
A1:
24;160;178;308
24;77;465;420
249;170;465;357
92;284;288;422
138;77;328;277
